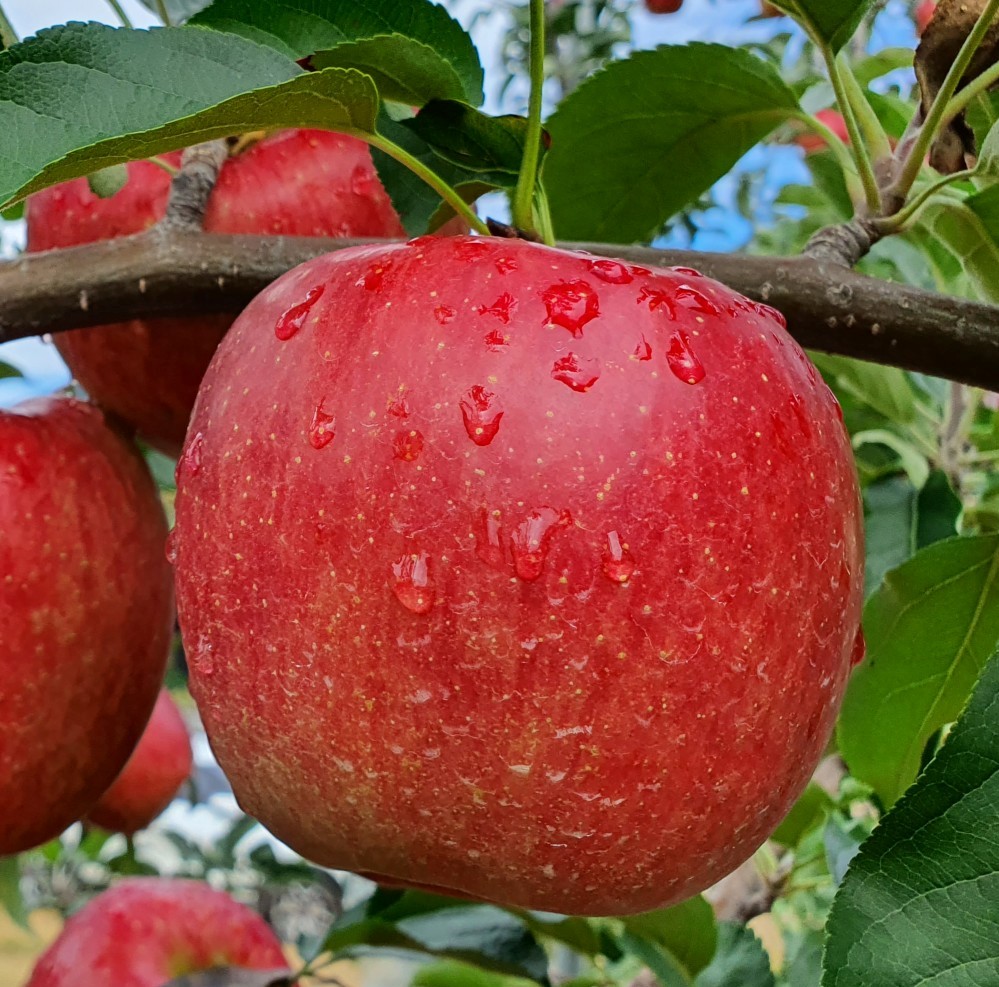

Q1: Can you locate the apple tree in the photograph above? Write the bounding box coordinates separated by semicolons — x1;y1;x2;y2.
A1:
1;0;998;985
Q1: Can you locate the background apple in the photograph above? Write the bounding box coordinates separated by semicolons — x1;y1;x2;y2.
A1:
644;0;683;13
915;0;936;34
173;235;864;916
797;109;851;153
26;878;289;987
86;689;193;836
26;129;406;457
0;398;173;854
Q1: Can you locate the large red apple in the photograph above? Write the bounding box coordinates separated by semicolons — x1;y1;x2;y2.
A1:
87;689;193;835
0;397;173;854
26;129;406;457
173;236;863;915
27;878;288;987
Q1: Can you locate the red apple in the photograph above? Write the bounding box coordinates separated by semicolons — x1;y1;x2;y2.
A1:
27;878;289;987
0;397;173;854
173;236;863;916
644;0;683;13
759;2;783;16
26;129;406;458
915;0;936;34
86;689;193;835
797;109;851;153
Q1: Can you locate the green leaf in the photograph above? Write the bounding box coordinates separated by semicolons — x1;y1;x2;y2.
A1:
622;897;717;977
765;1;872;54
544;44;800;243
915;196;999;304
0;23;379;209
823;651;999;987
190;0;483;106
811;354;921;429
0;855;28;928
823;814;868;886
137;0;213;23
863;471;962;596
0;360;23;380
771;783;833;848
839;534;999;807
87;162;129;199
510;911;603;958
618;931;689;987
694;924;775;987
411;960;539;987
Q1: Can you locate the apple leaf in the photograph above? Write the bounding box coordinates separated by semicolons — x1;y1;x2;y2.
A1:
622;896;717;977
763;1;872;54
410;960;540;987
694;924;775;987
189;0;484;106
823;814;870;886
0;361;23;380
811;354;924;429
863;471;962;597
543;45;801;243
771;782;834;848
838;534;999;807
0;855;28;929
617;931;689;987
823;650;999;987
0;23;381;209
164;970;292;987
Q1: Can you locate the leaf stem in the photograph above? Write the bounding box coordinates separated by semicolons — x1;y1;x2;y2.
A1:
872;169;975;233
0;3;18;49
836;51;892;163
942;57;999;124
104;0;134;29
892;0;999;204
147;155;180;177
154;0;172;26
512;0;548;241
367;134;490;236
794;110;865;201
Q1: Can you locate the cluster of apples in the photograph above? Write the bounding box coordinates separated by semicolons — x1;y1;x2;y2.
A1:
5;113;864;978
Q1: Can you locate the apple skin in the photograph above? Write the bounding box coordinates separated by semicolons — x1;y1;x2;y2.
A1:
173;236;864;916
915;0;936;34
26;129;406;458
644;0;683;12
86;689;193;835
0;397;173;854
797;109;851;154
26;878;288;987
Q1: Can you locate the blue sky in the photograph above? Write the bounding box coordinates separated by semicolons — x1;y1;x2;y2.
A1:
0;0;919;409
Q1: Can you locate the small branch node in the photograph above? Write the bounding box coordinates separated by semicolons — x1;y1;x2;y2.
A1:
803;219;881;267
161;140;229;232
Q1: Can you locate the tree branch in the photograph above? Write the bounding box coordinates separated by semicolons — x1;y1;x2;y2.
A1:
1;231;998;390
161;140;229;232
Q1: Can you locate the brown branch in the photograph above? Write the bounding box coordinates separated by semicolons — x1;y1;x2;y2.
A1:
1;231;998;390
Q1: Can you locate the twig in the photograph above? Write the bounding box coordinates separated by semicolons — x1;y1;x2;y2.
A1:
3;233;999;390
161;140;229;232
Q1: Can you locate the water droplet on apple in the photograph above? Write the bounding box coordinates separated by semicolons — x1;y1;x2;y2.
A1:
602;530;635;583
495;255;518;274
676;285;721;316
350;163;375;196
275;284;325;341
478;292;517;324
632;336;653;361
510;507;573;582
753;301;788;328
434;305;456;325
460;385;504;446
309;402;336;449
551;352;600;393
393;429;425;462
850;628;866;666
454;238;491;260
407;234;437;250
588;259;633;284
356;261;391;292
392;551;434;614
631;265;652;276
477;512;507;569
637;285;675;316
665;331;705;385
541;280;600;337
485;329;508;350
388;396;410;419
672;265;703;277
165;530;178;565
178;431;204;479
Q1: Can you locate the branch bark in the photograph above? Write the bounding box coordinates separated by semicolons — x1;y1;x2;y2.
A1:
1;230;998;390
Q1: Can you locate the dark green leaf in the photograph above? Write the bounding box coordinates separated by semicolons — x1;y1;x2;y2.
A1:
544;44;799;242
411;960;539;987
695;923;775;987
87;162;128;198
771;783;833;848
0;360;23;380
915;196;999;304
622;897;717;976
512;911;602;958
839;534;999;806
781;929;824;987
823;651;999;987
190;0;483;106
618;931;689;987
164;970;291;987
1;200;24;220
0;23;379;209
811;355;920;428
765;1;872;54
0;855;28;929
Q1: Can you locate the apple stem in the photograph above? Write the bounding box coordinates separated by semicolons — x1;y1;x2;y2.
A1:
889;0;999;207
0;4;18;48
511;0;550;242
103;0;134;29
161;140;229;232
154;0;172;26
367;134;491;235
